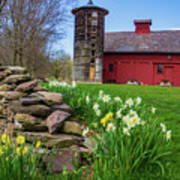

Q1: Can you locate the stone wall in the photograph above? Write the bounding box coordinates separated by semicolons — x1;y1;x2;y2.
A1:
0;66;89;172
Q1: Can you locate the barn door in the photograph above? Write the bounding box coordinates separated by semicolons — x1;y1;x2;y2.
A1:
164;66;174;83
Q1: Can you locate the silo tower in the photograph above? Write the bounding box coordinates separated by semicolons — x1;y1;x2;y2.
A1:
72;0;108;82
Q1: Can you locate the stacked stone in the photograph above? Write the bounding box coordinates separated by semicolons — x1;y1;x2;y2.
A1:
0;66;84;150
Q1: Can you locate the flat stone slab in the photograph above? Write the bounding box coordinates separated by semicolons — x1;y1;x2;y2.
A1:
10;101;51;117
16;80;37;92
17;132;84;149
51;104;72;113
36;91;63;106
4;91;25;100
19;97;42;105
4;74;31;84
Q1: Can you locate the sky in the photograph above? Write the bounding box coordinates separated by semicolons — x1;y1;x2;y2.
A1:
58;0;180;57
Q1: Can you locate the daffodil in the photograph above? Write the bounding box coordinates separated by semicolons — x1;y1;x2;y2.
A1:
101;112;113;127
102;95;111;103
16;135;25;145
160;123;166;132
86;96;90;104
136;97;142;105
96;109;101;117
141;121;146;126
151;107;156;114
114;97;122;103
125;98;134;107
16;147;21;155
123;128;130;136
99;90;104;95
122;115;130;123
131;115;141;125
6;157;9;161
106;123;116;132
72;81;76;88
126;119;135;129
166;130;171;141
116;110;122;119
0;146;4;155
1;134;10;144
93;103;99;111
35;141;41;148
22;146;28;155
129;110;137;117
82;127;89;137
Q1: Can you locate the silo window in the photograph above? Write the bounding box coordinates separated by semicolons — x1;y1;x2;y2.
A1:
109;64;114;72
157;64;163;73
91;58;95;63
91;19;98;26
92;12;98;17
91;50;95;56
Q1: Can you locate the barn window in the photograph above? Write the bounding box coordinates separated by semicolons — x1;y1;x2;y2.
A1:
157;64;163;73
109;64;113;72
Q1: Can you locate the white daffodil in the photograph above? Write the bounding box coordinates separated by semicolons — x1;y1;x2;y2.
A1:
151;107;157;114
160;123;166;132
131;115;141;125
93;103;99;111
126;118;135;129
129;110;138;117
126;98;134;107
102;95;111;103
136;97;142;105
123;104;127;110
141;121;146;126
96;109;101;117
86;96;90;104
123;127;130;136
114;97;122;103
72;81;76;88
82;127;89;137
106;123;116;132
166;130;171;141
116;109;122;119
122;115;130;124
99;90;104;95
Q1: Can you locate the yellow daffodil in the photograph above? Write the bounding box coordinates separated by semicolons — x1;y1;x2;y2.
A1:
16;135;25;145
0;147;4;155
16;147;21;155
1;134;10;144
6;157;9;161
22;146;28;155
35;141;41;149
100;112;113;127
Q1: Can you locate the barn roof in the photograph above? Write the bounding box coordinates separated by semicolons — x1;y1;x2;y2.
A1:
104;31;180;53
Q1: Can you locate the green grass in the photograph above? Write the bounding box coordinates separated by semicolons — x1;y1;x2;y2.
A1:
78;84;180;179
43;82;180;179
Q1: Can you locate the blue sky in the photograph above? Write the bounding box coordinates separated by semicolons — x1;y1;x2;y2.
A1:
59;0;180;57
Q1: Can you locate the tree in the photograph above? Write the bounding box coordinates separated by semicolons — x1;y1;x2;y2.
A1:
0;0;75;77
50;53;72;81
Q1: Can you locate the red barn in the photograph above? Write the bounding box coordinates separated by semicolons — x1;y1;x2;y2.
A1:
103;20;180;86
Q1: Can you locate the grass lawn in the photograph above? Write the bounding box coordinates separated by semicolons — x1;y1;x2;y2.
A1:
78;84;180;179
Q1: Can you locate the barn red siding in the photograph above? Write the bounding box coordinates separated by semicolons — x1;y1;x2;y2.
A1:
103;53;180;86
